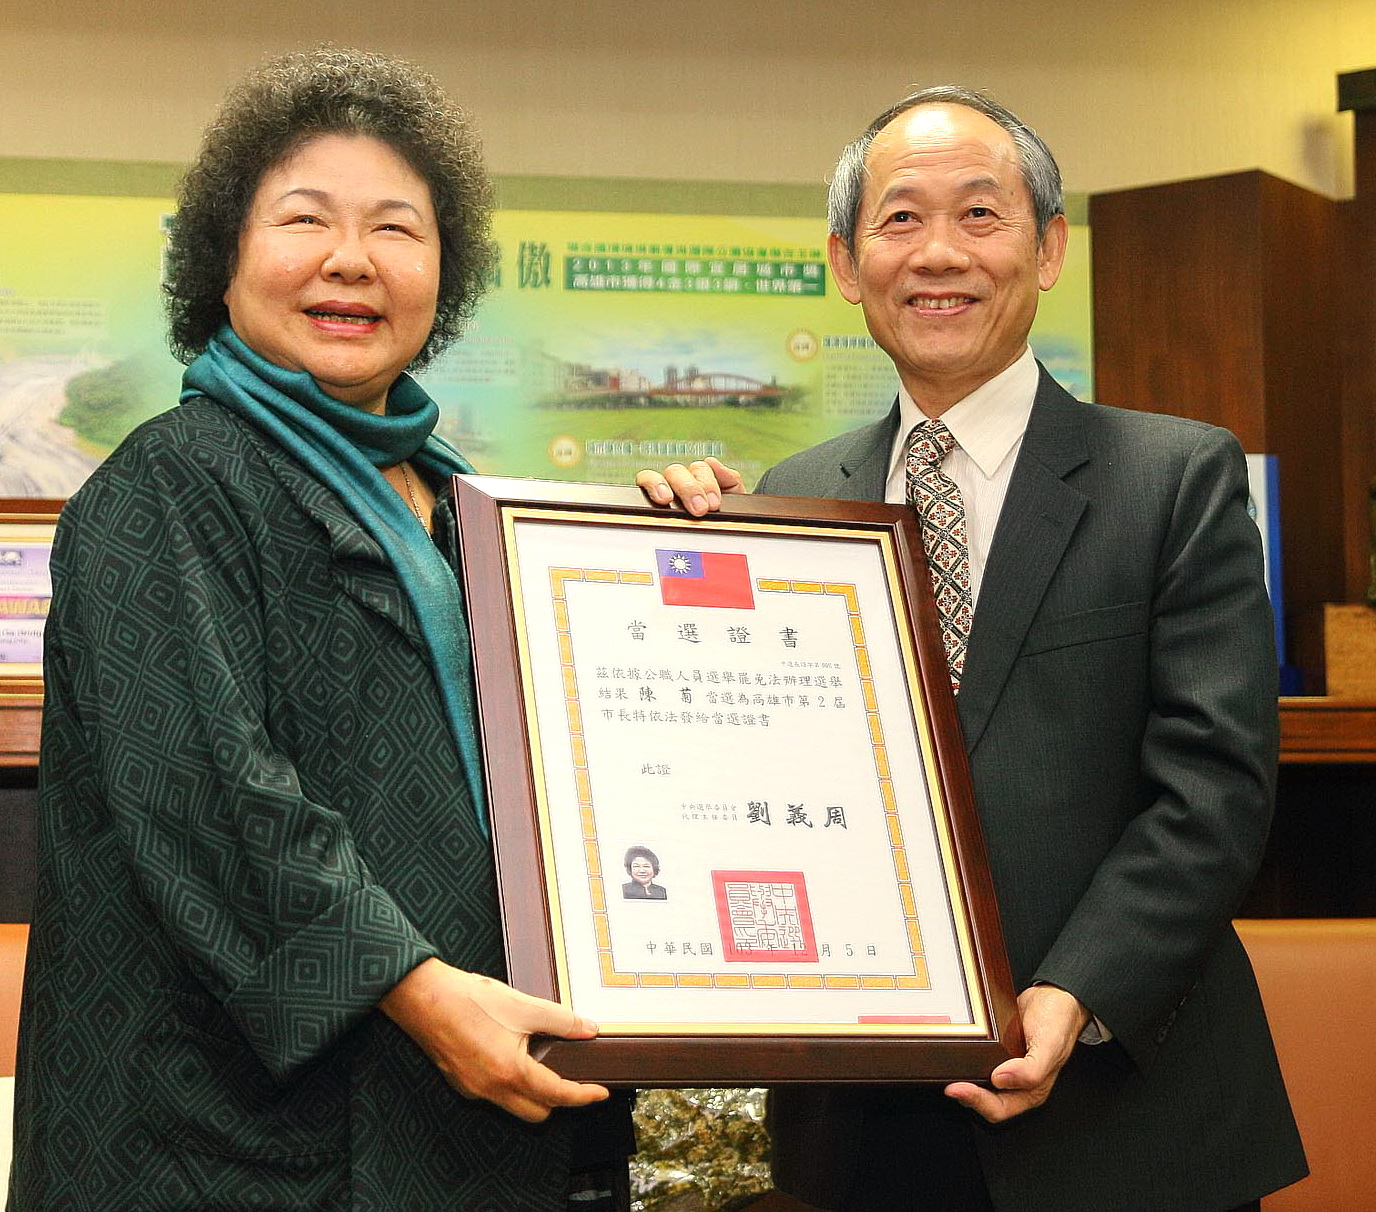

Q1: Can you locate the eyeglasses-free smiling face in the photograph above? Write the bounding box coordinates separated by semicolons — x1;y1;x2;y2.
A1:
223;133;441;415
828;103;1067;417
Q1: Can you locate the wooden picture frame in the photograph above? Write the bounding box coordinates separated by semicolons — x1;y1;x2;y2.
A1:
452;475;1020;1085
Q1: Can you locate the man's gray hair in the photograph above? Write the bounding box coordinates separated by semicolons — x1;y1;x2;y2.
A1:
827;86;1064;255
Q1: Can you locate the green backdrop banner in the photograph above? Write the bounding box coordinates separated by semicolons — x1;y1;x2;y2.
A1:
0;166;1091;496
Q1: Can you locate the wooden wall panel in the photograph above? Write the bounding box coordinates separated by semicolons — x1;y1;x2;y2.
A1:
1089;170;1345;632
1091;174;1266;447
1338;107;1376;602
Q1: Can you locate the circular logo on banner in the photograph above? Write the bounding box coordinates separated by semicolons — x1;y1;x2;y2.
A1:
548;435;582;469
786;328;819;362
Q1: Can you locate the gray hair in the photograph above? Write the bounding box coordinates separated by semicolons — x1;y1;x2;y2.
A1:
826;86;1064;255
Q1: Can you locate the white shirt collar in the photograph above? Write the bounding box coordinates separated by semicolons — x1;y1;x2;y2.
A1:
888;346;1040;482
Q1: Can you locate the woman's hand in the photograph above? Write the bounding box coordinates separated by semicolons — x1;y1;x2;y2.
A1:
381;957;609;1123
636;457;746;517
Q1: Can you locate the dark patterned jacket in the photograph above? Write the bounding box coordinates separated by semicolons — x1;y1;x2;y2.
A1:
9;397;580;1209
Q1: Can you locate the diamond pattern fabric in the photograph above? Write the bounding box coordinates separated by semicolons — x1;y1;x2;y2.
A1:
905;419;973;692
8;398;609;1209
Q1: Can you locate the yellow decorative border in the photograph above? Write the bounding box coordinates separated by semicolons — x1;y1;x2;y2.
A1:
549;567;930;993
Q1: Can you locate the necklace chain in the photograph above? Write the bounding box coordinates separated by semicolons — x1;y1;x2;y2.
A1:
398;462;426;526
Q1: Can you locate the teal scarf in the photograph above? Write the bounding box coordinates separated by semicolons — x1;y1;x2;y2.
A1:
181;327;488;836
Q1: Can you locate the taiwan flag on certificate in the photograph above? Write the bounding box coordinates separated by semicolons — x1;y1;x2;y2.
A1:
656;549;755;609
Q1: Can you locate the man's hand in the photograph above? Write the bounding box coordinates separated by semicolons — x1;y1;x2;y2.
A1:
945;984;1091;1124
380;957;609;1123
635;457;746;516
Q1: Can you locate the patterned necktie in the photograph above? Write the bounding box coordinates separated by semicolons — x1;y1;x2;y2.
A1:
905;418;972;693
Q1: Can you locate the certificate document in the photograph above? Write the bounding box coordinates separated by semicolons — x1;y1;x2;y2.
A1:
454;477;1018;1083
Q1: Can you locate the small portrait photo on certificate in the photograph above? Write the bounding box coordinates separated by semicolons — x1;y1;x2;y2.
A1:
622;845;669;900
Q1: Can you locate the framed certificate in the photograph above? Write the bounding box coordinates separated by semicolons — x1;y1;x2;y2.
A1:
0;499;63;687
452;476;1020;1085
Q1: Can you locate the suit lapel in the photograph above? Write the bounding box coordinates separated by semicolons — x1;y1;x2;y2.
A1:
833;400;899;500
956;371;1089;751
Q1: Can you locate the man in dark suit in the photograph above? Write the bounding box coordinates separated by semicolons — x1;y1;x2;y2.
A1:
639;87;1306;1211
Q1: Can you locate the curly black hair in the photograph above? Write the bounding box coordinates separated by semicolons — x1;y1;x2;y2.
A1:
164;46;495;369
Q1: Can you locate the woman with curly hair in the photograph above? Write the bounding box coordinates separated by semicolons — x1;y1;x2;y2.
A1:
9;47;629;1210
